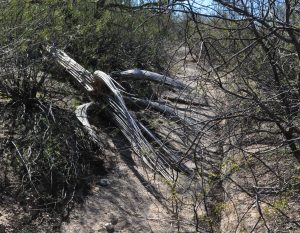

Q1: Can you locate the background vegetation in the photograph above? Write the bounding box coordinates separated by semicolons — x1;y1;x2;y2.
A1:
0;0;300;232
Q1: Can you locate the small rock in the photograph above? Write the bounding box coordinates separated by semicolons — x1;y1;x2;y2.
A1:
104;149;114;157
109;214;118;225
105;223;114;233
117;219;129;229
107;140;116;150
0;224;6;233
98;178;111;187
93;186;100;192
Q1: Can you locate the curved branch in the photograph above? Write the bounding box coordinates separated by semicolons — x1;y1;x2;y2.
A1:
124;96;201;128
113;69;190;90
75;102;104;146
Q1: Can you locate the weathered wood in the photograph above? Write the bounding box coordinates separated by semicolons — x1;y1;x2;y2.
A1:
113;69;190;90
124;96;199;127
46;46;187;181
75;102;104;146
45;46;94;92
137;121;193;176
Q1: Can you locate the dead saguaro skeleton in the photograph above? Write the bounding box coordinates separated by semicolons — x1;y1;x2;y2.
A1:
45;46;193;181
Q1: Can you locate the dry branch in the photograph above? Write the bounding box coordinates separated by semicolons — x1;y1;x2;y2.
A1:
124;96;199;127
113;69;190;90
44;46;94;92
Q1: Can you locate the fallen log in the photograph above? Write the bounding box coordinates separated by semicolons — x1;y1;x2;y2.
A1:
124;96;199;127
112;69;190;90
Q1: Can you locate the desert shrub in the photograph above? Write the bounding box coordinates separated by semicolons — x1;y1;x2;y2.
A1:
0;0;172;73
0;99;106;208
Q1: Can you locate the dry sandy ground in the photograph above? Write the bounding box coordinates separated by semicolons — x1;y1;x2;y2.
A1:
61;160;172;233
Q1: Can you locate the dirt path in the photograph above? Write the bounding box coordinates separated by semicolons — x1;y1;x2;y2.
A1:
61;47;220;233
61;156;174;233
